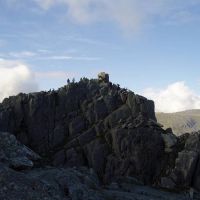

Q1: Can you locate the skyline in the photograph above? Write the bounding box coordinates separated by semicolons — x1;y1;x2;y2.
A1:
1;0;200;112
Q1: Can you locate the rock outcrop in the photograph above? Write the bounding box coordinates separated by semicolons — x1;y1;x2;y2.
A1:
0;130;198;200
0;131;40;170
0;75;159;184
1;73;200;199
98;72;109;83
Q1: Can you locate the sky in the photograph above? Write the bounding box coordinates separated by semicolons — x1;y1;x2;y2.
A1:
1;0;200;112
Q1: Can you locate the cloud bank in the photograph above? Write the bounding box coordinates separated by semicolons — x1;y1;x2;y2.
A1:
0;59;38;102
143;82;200;113
34;0;200;32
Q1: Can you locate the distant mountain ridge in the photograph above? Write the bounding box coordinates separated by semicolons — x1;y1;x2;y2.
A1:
156;109;200;135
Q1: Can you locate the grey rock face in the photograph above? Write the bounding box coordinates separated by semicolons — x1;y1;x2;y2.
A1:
106;127;165;184
173;150;198;188
0;163;196;200
0;132;40;170
98;72;109;83
159;131;200;192
0;77;158;184
2;75;200;197
69;116;86;137
162;133;177;153
0;129;196;199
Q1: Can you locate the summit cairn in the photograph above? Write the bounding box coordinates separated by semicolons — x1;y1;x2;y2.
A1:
98;72;109;83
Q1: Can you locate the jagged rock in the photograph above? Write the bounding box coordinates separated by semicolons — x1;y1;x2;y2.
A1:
193;159;200;191
65;148;86;167
77;127;97;146
84;139;110;177
85;109;96;124
51;124;67;148
111;128;128;155
0;132;40;170
0;163;196;200
104;104;131;128
172;150;198;188
106;127;165;184
0;164;104;200
160;177;176;190
119;90;128;103
126;92;156;121
126;92;140;117
0;129;196;199
160;132;200;191
53;149;66;166
165;127;173;134
185;133;200;153
1;74;200;196
69;116;86;137
64;138;79;150
98;72;109;83
94;97;108;121
161;133;177;153
179;132;200;190
147;119;163;128
0;75;166;187
95;120;105;136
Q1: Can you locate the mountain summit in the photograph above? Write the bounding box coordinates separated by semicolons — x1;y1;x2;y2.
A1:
0;73;200;199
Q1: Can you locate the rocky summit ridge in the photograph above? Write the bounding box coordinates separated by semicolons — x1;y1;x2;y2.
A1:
0;73;200;199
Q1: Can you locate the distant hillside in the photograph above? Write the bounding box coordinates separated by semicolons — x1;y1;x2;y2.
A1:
156;109;200;135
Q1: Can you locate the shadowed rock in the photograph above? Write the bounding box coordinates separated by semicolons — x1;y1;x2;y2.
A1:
0;132;40;170
1;74;200;199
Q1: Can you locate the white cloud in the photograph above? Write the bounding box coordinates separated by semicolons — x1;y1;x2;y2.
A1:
33;0;161;32
0;50;100;62
143;82;200;113
43;55;101;61
8;51;37;58
63;36;109;46
0;59;38;102
34;0;200;32
37;49;52;53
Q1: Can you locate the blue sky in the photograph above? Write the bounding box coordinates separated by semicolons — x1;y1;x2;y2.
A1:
1;0;200;112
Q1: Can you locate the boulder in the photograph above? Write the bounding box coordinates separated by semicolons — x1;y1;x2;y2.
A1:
126;92;156;121
0;132;40;170
161;133;177;153
185;133;200;153
98;72;109;83
106;127;165;184
172;150;198;188
160;177;176;190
